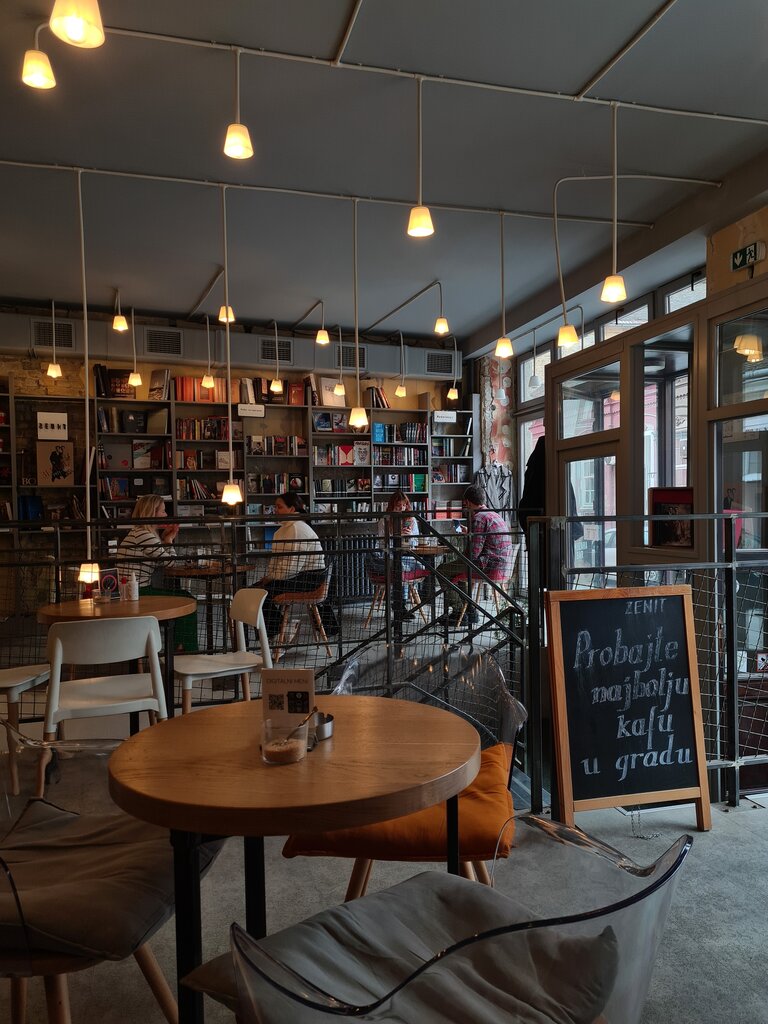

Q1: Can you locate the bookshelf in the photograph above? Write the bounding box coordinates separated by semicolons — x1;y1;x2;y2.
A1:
430;395;480;519
243;398;310;515
0;377;14;520
370;400;430;514
309;407;372;514
96;396;173;517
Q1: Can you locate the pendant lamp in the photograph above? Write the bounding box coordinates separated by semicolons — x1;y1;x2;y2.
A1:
394;330;407;398
316;300;329;345
128;309;142;388
735;333;762;358
220;186;242;505
224;49;253;160
112;288;128;332
494;213;513;358
528;328;541;390
270;323;283;394
22;26;56;89
49;0;104;48
349;201;368;429
333;327;346;397
434;281;449;334
218;304;235;323
201;315;215;389
407;78;434;238
601;103;627;304
46;300;62;379
447;335;459;401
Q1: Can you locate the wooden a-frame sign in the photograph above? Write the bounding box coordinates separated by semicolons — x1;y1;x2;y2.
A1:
546;585;711;831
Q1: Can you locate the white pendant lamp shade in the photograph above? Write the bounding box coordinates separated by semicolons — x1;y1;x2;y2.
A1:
47;361;62;379
528;373;541;390
735;333;762;357
221;481;243;505
434;316;449;335
78;562;101;584
609;389;621;402
49;0;105;48
333;380;346;397
601;274;627;304
349;405;368;428
128;308;141;387
201;373;215;389
447;385;459;401
407;205;434;237
201;315;215;388
316;328;330;345
270;377;283;394
270;322;283;394
494;336;513;359
558;323;579;347
395;382;407;398
128;370;142;387
112;313;128;332
218;305;235;323
47;300;62;380
224;123;253;160
22;50;56;89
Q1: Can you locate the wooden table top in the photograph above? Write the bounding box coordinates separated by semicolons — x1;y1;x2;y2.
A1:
37;594;197;625
164;562;236;579
108;696;481;837
412;544;450;556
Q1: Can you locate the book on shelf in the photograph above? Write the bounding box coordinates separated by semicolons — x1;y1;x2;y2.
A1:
146;408;169;434
215;450;243;470
303;374;319;405
365;385;390;409
177;503;205;518
147;368;170;401
372;422;386;443
102;440;132;471
247;435;265;455
332;411;349;432
131;440;154;469
108;369;134;398
320;377;346;408
288;382;304;406
353;440;370;466
288;474;305;491
312;411;332;432
240;378;256;404
121;409;147;433
93;364;109;398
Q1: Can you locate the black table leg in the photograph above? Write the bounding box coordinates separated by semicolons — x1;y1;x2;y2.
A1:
171;830;204;1024
163;620;177;717
446;795;460;875
243;835;267;938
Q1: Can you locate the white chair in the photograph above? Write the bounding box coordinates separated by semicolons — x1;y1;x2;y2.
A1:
174;588;272;714
44;617;166;740
0;664;49;793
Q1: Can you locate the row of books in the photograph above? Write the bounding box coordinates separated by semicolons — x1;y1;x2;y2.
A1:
373;445;428;467
372;498;429;514
431;436;472;457
314;477;371;496
174;375;234;403
175;417;240;441
246;473;305;495
365;385;390;409
432;463;470;483
97;405;169;435
176;478;241;501
239;378;306;406
246;435;307;457
175;449;244;471
99;440;170;471
371;422;427;443
314;501;373;515
98;475;169;500
312;442;370;467
433;501;464;519
372;472;427;492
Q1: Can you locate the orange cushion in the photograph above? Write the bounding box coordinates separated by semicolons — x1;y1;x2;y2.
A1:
283;743;514;862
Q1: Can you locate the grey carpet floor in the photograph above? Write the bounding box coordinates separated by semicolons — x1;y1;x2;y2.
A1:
3;795;766;1023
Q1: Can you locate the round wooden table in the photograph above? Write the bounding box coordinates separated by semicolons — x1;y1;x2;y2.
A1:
38;595;197;715
109;696;481;1024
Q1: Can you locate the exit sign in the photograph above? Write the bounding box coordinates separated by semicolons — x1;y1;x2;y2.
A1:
731;241;765;272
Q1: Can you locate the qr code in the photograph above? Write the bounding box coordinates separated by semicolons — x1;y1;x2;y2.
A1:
268;694;285;711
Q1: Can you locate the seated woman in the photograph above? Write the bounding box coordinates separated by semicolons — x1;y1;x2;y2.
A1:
117;494;198;651
255;491;339;640
366;490;420;622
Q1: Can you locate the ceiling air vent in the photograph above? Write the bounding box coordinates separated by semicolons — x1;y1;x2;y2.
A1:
336;344;366;370
144;327;183;356
31;319;74;350
259;335;294;364
425;350;454;376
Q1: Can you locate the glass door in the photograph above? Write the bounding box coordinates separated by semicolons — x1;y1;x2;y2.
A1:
562;448;617;588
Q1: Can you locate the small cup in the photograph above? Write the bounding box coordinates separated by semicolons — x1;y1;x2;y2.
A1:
313;711;334;742
261;719;309;765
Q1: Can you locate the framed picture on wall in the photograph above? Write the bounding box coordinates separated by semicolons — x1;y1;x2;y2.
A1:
648;486;694;548
36;441;75;487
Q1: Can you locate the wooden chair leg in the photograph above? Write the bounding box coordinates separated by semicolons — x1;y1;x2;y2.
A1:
459;861;477;881
363;587;383;629
11;976;27;1024
36;745;53;799
181;686;192;715
272;607;291;663
345;858;374;901
134;943;179;1024
409;586;428;625
473;860;492;885
147;710;158;726
43;974;71;1024
309;605;333;658
7;698;20;796
240;671;251;703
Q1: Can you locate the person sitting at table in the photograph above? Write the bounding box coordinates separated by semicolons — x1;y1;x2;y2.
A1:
437;484;513;627
254;491;339;641
117;494;198;651
365;490;420;622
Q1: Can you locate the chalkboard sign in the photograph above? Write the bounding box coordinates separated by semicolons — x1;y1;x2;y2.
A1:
546;586;711;831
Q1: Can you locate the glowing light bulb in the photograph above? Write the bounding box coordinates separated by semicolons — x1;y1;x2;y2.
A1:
407;205;434;237
316;329;330;345
447;385;459;401
22;50;56;89
558;324;579;347
270;377;283;394
112;314;128;332
128;371;142;388
395;381;407;398
221;482;243;505
333;381;346;397
49;0;105;48
201;373;215;389
47;362;62;379
349;406;368;428
218;305;235;323
600;274;627;303
494;337;513;359
223;123;253;160
78;562;101;584
434;316;449;335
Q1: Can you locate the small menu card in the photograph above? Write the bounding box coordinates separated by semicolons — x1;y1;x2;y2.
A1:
261;668;315;728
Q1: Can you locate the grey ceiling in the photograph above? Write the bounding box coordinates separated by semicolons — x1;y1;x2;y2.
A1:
2;0;768;353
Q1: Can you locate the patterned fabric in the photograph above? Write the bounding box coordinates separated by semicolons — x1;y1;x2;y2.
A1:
469;507;513;576
117;526;176;587
269;520;325;580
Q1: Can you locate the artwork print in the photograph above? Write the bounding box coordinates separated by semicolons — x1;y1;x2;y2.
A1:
36;441;75;487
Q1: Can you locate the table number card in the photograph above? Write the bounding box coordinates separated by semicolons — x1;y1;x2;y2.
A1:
261;668;315;728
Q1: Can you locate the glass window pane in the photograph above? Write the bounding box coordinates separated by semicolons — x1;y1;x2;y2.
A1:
666;277;706;312
717;310;768;406
556;329;595;358
717;416;768;550
560;361;621;439
566;455;617;581
519;417;544;492
601;304;649;340
519;350;551;403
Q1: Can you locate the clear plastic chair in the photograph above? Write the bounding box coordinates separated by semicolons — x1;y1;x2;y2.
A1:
0;721;220;1023
282;646;527;896
222;816;692;1024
